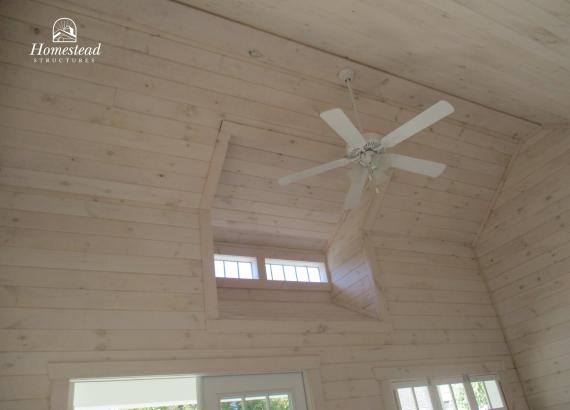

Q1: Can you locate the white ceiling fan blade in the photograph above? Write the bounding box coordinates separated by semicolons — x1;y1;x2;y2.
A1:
320;108;367;149
380;100;454;148
344;167;368;209
388;153;446;177
278;157;353;185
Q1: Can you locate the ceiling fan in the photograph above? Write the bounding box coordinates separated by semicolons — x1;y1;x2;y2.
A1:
278;68;454;209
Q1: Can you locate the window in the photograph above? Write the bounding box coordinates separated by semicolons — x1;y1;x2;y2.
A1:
437;382;470;410
393;376;507;410
219;393;292;410
202;372;307;410
213;252;329;286
265;259;327;283
72;375;198;410
214;254;258;279
470;378;506;410
394;382;434;410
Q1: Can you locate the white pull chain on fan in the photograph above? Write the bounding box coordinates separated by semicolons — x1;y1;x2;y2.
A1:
278;68;453;209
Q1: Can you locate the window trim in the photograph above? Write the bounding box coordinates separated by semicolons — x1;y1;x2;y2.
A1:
216;277;331;291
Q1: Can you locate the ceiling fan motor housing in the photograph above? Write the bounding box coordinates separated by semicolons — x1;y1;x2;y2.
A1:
347;140;385;169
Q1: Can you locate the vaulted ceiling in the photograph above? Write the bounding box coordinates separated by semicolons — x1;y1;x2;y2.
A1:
182;0;570;125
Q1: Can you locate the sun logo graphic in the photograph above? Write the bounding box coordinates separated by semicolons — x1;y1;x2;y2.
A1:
52;17;77;43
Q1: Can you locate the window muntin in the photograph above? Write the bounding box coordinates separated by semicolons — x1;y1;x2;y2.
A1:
393;376;507;410
265;259;327;283
214;254;258;279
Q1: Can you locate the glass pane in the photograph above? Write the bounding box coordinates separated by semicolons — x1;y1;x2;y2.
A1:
265;264;272;280
484;380;504;408
269;394;291;410
307;267;321;282
438;384;457;410
397;387;417;410
471;382;490;410
296;266;309;282
245;395;267;410
284;265;297;281
221;397;243;410
451;383;470;410
214;260;225;277
271;265;285;281
414;386;433;410
125;404;197;410
238;262;253;279
225;261;239;279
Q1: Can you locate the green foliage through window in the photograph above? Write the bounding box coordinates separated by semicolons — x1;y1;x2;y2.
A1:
125;405;197;410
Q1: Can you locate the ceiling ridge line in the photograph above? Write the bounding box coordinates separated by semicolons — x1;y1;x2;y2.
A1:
169;0;542;127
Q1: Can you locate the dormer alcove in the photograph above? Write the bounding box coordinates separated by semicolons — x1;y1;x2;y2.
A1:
199;121;389;322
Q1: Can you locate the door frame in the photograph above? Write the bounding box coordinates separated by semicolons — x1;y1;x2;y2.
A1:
48;355;325;410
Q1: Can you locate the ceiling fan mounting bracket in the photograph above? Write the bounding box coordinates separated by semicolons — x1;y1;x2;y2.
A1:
337;67;355;84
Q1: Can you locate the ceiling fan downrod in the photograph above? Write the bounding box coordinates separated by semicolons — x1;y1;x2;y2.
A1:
338;68;364;134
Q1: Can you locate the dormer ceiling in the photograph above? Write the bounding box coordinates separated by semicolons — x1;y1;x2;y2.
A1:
212;123;349;250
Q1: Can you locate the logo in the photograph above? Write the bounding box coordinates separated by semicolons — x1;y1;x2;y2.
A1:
30;17;102;64
52;18;77;43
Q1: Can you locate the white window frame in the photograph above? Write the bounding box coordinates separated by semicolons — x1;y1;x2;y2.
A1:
391;374;508;410
432;375;476;410
213;243;331;291
393;379;439;410
467;375;508;410
202;372;308;410
214;254;259;280
265;258;328;283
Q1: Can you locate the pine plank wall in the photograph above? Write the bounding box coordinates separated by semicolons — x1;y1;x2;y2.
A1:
477;127;570;410
1;1;565;410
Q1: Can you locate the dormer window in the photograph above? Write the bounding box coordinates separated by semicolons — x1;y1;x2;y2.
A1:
214;254;258;280
265;259;327;283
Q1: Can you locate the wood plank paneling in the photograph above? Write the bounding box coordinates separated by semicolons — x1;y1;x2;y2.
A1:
181;0;570;124
0;1;536;409
477;127;570;410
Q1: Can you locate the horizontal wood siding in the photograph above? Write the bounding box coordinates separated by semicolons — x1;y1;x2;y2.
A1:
477;127;570;410
0;0;535;409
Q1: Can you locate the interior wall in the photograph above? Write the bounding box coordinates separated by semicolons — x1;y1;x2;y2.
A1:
477;127;570;410
0;0;538;409
217;287;368;321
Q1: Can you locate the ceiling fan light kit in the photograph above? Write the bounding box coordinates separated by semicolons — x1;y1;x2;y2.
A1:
278;68;454;209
